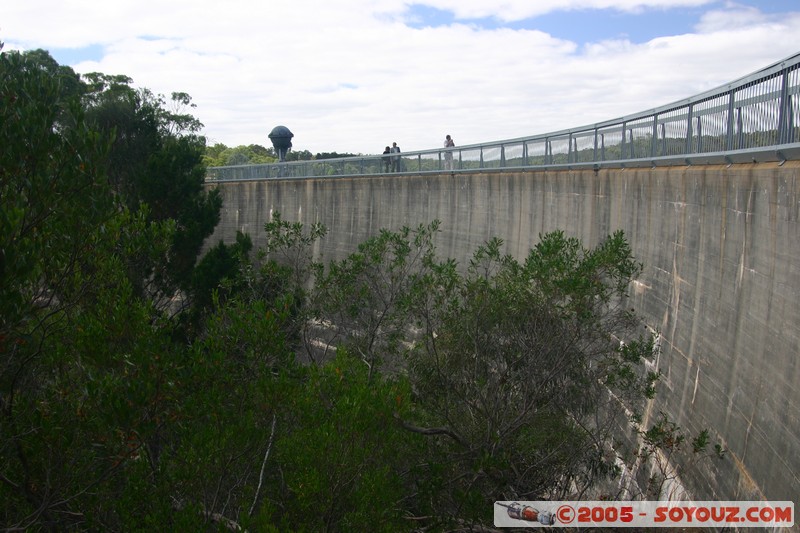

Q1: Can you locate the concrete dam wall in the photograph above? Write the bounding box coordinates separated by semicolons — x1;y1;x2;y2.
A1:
204;162;800;503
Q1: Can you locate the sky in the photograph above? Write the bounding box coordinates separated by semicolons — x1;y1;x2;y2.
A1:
2;1;799;155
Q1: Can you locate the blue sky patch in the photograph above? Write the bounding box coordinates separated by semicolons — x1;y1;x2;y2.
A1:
516;7;705;45
404;1;799;45
405;5;456;28
404;3;704;44
49;44;104;65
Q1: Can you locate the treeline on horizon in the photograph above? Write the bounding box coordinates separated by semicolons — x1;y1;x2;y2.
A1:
205;143;361;168
1;45;723;531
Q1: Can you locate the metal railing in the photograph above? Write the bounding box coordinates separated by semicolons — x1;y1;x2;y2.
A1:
207;52;800;182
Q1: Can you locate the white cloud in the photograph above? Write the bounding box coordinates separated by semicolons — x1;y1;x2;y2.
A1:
694;2;769;32
2;0;799;154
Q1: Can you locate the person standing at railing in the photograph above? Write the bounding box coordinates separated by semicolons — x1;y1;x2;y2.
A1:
383;146;392;173
444;134;455;170
391;142;401;172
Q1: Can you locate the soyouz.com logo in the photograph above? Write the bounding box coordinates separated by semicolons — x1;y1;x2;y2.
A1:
494;501;795;528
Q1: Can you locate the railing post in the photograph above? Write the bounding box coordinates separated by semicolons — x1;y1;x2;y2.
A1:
778;66;791;144
686;103;694;154
545;139;551;165
651;114;658;157
725;88;736;151
600;133;606;161
620;122;627;160
736;107;744;149
565;136;570;163
696;117;703;153
629;129;635;159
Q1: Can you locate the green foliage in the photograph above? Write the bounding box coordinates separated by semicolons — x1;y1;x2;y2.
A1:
0;51;112;329
203;145;362;167
397;229;654;520
262;211;327;272
634;412;726;499
82;70;222;296
190;231;253;312
303;220;669;526
313;151;361;160
162;293;296;529
310;221;439;370
283;148;313;161
204;143;278;166
692;428;710;454
0;48;184;528
269;351;420;531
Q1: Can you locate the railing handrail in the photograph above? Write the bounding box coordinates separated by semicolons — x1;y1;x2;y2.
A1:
207;51;800;181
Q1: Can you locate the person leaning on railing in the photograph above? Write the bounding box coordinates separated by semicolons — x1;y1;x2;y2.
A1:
382;146;391;173
391;142;401;172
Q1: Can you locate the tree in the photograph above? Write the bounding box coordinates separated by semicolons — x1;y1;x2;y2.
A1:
0;46;181;530
247;143;274;162
81;72;222;299
203;141;229;166
203;143;277;167
8;47;84;106
189;231;253;313
305;222;668;528
314;151;361;159
284;149;313;161
309;222;438;372
0;45;257;531
400;231;658;524
267;350;422;531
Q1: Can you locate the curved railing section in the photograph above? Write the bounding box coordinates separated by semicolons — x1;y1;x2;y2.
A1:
207;52;800;181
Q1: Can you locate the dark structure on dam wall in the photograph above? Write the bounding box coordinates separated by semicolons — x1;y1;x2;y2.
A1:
204;162;800;503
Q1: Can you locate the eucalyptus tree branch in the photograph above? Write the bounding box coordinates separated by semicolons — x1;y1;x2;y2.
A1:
249;413;277;517
393;413;469;448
